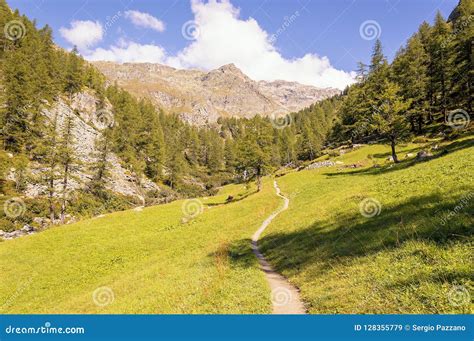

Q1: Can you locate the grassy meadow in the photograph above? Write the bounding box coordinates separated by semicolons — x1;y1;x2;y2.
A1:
0;136;472;314
0;180;279;314
260;136;473;313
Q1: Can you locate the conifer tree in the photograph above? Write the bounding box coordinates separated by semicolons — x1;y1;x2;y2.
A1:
368;79;411;163
428;12;454;121
392;33;430;133
58;115;78;223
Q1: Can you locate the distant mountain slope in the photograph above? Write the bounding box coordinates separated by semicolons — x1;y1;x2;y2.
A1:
93;62;340;125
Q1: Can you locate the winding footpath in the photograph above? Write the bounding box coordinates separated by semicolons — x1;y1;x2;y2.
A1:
251;180;307;314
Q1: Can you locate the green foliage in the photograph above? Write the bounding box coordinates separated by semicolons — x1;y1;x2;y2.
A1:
334;6;473;144
1;1;471;231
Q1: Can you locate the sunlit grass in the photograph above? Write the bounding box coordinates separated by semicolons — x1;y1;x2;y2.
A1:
0;180;278;314
1;137;472;314
260;136;473;313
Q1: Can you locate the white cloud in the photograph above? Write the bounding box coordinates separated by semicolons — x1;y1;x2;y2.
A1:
170;0;355;89
59;20;103;50
85;39;167;63
83;0;355;89
124;10;165;32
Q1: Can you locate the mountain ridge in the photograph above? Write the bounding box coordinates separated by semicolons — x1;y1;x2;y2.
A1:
93;61;340;125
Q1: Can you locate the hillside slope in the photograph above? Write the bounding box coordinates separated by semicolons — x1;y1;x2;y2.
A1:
0;181;279;313
261;136;473;313
0;136;471;313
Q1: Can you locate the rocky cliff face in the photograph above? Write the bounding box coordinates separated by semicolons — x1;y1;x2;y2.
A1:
10;90;158;202
94;62;340;125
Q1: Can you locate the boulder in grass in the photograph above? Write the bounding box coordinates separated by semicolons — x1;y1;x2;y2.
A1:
416;150;433;160
21;224;35;233
306;160;335;170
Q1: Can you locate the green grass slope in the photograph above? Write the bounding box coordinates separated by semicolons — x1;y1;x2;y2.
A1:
0;182;279;314
260;137;473;313
0;137;472;314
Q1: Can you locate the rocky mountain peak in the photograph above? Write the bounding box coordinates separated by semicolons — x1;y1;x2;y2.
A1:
217;63;246;75
94;61;340;125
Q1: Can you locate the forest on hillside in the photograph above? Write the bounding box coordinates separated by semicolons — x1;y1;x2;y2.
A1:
0;0;472;231
332;2;472;162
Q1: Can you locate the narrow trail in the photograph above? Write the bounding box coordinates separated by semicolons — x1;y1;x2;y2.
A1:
251;180;307;314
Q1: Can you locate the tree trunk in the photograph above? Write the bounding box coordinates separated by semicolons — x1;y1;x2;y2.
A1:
49;178;55;223
409;118;416;133
256;176;262;192
256;165;262;192
60;119;73;224
60;162;69;224
417;114;424;135
390;137;399;163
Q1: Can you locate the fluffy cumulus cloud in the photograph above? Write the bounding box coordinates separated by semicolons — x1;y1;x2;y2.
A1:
169;0;355;89
59;20;104;50
86;39;167;63
124;10;165;32
82;0;355;89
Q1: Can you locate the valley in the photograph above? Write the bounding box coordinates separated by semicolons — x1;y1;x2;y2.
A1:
0;0;472;317
0;139;471;313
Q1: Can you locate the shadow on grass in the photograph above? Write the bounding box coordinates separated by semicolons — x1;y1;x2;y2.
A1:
326;137;474;178
206;189;258;207
207;238;257;269
222;192;472;279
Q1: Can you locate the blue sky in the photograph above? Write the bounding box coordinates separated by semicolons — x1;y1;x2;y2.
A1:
7;0;458;89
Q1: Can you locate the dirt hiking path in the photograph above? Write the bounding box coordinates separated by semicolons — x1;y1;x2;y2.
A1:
251;180;307;314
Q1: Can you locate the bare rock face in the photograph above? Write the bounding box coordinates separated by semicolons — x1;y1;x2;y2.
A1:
93;62;340;125
257;80;340;113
